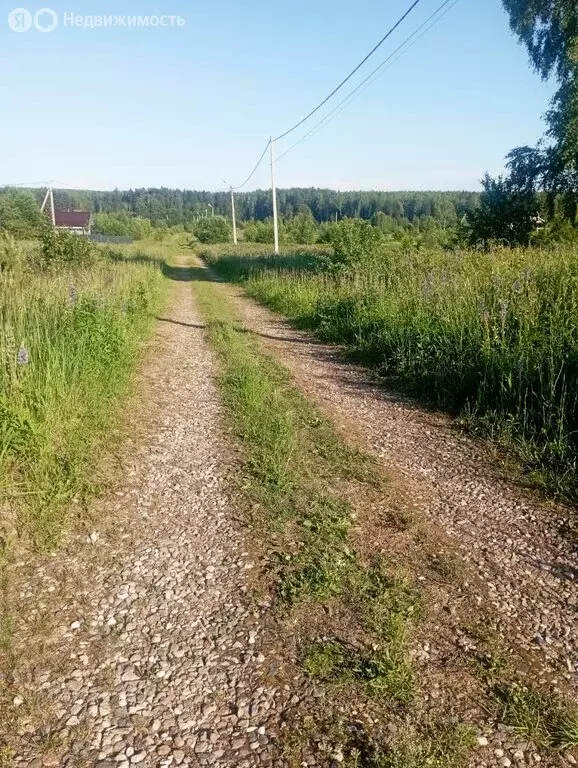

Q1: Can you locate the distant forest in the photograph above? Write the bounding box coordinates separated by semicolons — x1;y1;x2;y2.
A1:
39;187;480;227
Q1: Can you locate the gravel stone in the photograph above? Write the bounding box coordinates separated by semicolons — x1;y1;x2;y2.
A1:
1;274;289;767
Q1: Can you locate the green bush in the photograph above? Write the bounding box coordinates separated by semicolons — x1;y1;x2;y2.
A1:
326;218;384;271
92;212;153;240
242;218;287;244
194;215;231;244
0;232;24;272
0;190;48;239
40;228;98;268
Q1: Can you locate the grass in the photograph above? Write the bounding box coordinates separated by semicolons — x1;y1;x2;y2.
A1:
491;681;578;750
201;242;578;499
282;710;474;768
190;262;477;767
191;268;365;605
0;245;164;549
304;638;414;701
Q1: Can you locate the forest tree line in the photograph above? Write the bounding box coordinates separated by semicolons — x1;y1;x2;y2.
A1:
3;187;480;229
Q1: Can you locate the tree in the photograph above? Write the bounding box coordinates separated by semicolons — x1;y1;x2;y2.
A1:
502;0;578;214
193;216;231;244
467;172;539;245
288;205;317;244
0;190;47;238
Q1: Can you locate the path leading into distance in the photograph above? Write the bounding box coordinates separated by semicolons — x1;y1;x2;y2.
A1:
4;265;288;768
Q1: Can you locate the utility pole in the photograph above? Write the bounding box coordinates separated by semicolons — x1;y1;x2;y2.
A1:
230;188;237;245
49;186;56;227
40;187;50;213
224;180;238;247
270;138;279;255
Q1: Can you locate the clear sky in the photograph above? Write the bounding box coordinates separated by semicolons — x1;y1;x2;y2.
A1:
0;0;554;192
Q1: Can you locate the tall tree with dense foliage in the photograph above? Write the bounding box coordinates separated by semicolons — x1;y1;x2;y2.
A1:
0;190;47;238
502;0;578;214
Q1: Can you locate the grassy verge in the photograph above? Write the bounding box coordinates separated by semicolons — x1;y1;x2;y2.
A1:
200;242;578;500
0;249;165;549
192;257;578;767
191;265;478;767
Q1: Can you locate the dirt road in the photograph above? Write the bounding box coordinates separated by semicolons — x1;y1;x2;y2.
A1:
3;266;288;768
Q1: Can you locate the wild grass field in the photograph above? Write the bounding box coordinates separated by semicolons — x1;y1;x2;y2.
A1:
201;237;578;498
0;233;164;550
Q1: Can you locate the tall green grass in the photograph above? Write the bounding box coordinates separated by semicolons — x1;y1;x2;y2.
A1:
0;251;164;548
202;243;578;497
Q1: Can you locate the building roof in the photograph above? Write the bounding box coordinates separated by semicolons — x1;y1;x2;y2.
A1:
54;211;91;228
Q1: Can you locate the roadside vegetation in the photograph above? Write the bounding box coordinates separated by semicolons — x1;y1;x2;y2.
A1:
201;228;578;499
191;266;479;766
0;228;164;550
191;258;578;766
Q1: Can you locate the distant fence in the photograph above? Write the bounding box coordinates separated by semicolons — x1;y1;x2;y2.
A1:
89;234;134;245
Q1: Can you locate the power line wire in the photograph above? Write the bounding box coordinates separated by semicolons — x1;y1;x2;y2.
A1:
231;139;271;190
273;0;425;142
1;181;51;188
52;180;88;190
277;0;460;163
229;0;427;191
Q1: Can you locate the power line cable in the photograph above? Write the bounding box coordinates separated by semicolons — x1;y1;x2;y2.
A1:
52;180;88;190
1;181;51;188
277;0;460;163
231;139;271;190
273;0;425;142
229;0;427;192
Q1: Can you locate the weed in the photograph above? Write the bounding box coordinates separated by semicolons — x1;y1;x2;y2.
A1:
492;681;578;750
305;638;414;701
203;243;578;498
0;249;164;548
378;719;476;768
0;747;14;768
352;557;421;639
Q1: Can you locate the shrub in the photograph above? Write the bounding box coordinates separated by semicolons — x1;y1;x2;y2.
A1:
243;218;287;244
326;218;384;271
194;215;231;244
0;190;48;239
92;212;153;240
40;228;98;269
287;206;318;245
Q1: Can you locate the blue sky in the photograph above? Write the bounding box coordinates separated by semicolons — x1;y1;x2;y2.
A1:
0;0;554;191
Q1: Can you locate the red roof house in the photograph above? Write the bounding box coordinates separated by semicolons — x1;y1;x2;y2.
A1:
54;211;92;235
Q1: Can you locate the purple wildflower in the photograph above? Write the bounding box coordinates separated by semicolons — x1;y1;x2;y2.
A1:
17;346;29;366
68;284;77;306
